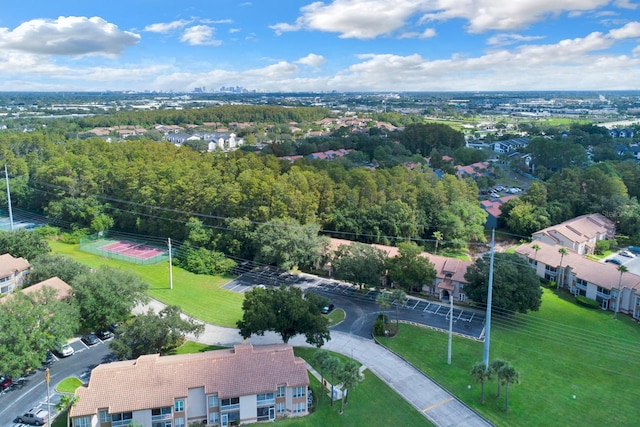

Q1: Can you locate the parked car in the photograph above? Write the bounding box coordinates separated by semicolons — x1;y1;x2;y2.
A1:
108;322;120;333
96;329;113;340
322;303;335;314
17;409;48;426
605;258;623;265
82;333;99;346
619;250;636;258
628;246;640;255
42;351;54;367
0;375;12;390
56;343;74;357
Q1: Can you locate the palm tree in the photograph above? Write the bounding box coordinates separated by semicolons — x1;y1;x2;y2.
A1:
55;393;79;427
391;289;407;331
376;292;392;330
557;248;568;290
338;360;360;413
500;363;521;413
470;362;493;404
532;243;541;263
490;359;507;398
322;356;343;407
614;265;629;319
433;231;443;254
313;350;330;401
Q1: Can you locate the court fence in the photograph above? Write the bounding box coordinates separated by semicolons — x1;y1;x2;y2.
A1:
79;231;171;265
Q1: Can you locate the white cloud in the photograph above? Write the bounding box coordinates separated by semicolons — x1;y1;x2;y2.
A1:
608;21;640;39
399;28;436;39
180;25;222;46
272;0;615;37
229;28;241;34
144;19;191;33
487;33;546;46
296;53;326;67
0;16;140;56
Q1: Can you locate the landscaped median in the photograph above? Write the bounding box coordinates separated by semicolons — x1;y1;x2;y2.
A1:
377;288;640;427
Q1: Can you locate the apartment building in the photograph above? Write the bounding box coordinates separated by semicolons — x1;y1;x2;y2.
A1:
0;253;30;295
531;213;615;255
70;344;310;427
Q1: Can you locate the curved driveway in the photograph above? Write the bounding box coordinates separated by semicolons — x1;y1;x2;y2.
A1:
136;296;493;427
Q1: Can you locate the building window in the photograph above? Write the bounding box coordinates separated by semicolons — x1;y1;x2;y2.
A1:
257;392;275;405
174;399;185;413
209;412;219;424
111;412;133;427
208;394;219;408
458;293;465;302
175;417;185;427
293;386;305;398
277;402;285;414
276;385;285;398
75;417;91;427
220;397;240;411
257;406;272;422
152;406;172;425
294;402;306;413
99;410;111;423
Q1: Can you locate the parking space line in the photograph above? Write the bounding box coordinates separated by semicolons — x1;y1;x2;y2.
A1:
411;300;419;309
433;305;441;315
457;310;464;321
423;302;431;312
468;313;475;322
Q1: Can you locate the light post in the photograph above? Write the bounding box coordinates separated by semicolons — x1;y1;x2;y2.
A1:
468;384;472;400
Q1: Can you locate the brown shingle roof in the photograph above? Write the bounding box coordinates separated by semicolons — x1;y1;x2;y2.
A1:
1;277;73;303
532;213;615;245
71;344;309;417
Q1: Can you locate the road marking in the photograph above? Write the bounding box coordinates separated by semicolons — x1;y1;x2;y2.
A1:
422;397;454;413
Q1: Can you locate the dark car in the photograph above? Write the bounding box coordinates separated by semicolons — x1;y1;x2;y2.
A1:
0;375;12;390
96;329;114;340
606;258;623;265
108;322;120;333
627;246;640;255
321;303;335;314
42;351;54;367
82;333;100;346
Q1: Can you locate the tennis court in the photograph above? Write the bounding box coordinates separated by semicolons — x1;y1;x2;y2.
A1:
80;234;170;265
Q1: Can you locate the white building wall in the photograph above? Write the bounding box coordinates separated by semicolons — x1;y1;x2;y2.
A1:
188;387;207;419
133;409;151;426
240;394;257;423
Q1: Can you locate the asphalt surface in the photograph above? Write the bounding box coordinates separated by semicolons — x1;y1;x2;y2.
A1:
0;337;114;427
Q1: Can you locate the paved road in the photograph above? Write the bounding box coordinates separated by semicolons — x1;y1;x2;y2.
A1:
137;298;493;427
0;338;114;427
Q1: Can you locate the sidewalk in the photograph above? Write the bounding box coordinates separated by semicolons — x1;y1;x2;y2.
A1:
136;299;493;427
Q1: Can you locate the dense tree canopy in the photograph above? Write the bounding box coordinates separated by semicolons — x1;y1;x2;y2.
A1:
28;253;91;285
385;241;437;292
331;243;388;289
0;229;50;260
237;286;330;347
72;266;149;331
0;287;79;377
464;252;542;314
110;305;204;360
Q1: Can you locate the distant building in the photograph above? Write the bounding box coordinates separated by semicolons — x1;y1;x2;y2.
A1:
0;253;30;295
70;344;310;426
531;213;614;255
491;137;530;154
480;195;517;229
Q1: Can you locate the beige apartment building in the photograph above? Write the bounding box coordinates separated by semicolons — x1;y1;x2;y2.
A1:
70;344;310;427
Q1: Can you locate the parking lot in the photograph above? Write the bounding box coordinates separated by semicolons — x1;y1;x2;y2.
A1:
223;271;486;340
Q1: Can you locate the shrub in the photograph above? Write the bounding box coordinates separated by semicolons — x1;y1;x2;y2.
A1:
575;295;600;309
373;313;390;336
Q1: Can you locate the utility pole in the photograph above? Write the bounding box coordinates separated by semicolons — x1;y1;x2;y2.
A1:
447;294;453;365
45;368;51;426
168;238;173;290
483;229;495;367
4;164;14;231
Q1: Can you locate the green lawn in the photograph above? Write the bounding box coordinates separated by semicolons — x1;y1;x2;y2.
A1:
279;348;432;427
378;288;640;427
49;240;245;327
326;308;346;326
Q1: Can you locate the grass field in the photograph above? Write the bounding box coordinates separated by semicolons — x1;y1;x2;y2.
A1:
378;288;640;427
49;240;244;327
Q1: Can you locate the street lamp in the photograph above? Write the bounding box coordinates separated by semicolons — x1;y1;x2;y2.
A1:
468;384;472;400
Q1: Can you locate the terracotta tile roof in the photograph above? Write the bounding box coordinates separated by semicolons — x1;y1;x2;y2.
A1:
515;241;640;291
71;344;308;417
23;277;73;300
329;238;472;284
532;213;615;244
0;253;30;278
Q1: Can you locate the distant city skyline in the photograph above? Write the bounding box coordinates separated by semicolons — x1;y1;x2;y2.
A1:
1;1;639;92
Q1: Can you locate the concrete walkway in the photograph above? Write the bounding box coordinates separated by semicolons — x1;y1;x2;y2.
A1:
136;299;493;427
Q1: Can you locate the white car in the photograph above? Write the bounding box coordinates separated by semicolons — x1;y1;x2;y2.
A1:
619;250;636;258
56;343;74;357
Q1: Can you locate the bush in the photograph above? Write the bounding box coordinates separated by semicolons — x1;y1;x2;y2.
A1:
373;313;389;337
575;295;600;309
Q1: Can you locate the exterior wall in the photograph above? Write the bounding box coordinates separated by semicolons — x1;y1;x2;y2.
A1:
187;387;207;422
133;409;151;426
239;395;257;424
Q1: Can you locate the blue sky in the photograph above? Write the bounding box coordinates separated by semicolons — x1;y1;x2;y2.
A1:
0;0;639;92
